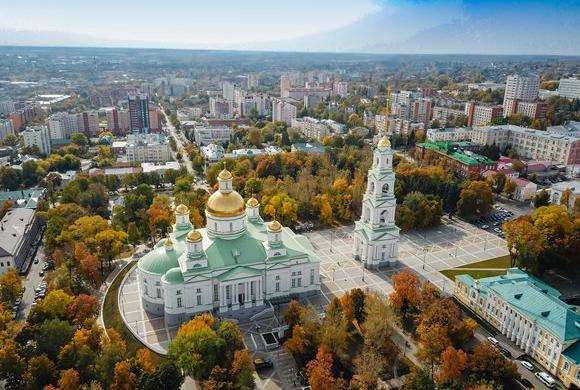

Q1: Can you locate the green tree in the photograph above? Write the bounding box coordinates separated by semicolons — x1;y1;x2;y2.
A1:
36;319;75;360
533;189;550;208
127;222;141;249
457;181;493;218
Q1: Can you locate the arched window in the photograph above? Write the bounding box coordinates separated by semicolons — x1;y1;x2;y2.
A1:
380;210;388;223
369;182;375;194
382;183;389;194
363;207;370;222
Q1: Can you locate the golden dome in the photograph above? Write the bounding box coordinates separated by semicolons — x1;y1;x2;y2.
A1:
246;197;259;208
164;238;174;249
175;204;189;214
268;220;282;232
218;169;233;180
378;136;391;149
206;190;245;217
186;229;202;242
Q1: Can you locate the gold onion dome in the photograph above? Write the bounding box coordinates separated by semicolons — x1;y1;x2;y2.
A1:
246;197;259;208
164;237;174;249
268;220;282;232
175;204;189;214
206;190;245;217
218;169;233;180
378;136;391;149
187;229;202;242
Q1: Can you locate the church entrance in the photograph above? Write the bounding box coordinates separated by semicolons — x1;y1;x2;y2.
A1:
238;292;245;305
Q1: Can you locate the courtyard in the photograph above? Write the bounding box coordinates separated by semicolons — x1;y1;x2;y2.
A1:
115;218;509;388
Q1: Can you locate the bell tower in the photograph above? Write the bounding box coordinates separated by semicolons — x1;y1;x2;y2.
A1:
353;135;400;268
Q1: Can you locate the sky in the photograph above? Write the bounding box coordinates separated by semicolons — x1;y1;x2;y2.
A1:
0;0;382;47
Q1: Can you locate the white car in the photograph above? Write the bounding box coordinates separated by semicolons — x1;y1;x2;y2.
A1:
520;360;533;371
487;336;499;346
535;372;556;388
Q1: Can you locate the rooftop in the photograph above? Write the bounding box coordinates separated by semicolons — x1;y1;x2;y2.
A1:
418;141;496;165
0;208;36;257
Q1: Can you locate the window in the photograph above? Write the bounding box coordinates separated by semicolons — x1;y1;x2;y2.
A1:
214;285;219;301
310;269;315;285
6;262;9;267
226;286;231;300
176;290;182;295
0;262;3;267
143;278;147;283
156;288;161;298
297;271;302;275
297;278;302;287
196;288;202;293
229;223;233;232
275;282;280;292
197;295;202;305
144;285;148;296
291;279;296;288
292;272;296;276
250;283;254;295
275;275;280;280
177;297;182;308
382;183;389;194
156;281;160;286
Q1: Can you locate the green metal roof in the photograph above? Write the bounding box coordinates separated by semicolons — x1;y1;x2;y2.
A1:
138;239;182;275
456;269;580;341
162;267;184;284
417;141;496;166
562;340;580;364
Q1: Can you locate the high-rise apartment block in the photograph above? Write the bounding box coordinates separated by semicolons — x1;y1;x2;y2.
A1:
558;78;580;100
272;99;297;125
465;102;503;127
22;126;51;155
47;112;78;140
333;82;348;97
0;119;14;141
77;111;99;137
128;94;150;132
209;97;234;119
503;74;540;118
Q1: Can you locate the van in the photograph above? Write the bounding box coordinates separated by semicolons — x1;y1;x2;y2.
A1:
535;372;556;388
487;336;499;346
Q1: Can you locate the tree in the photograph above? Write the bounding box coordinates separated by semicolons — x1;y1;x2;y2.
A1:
340;288;366;324
67;294;99;326
389;271;421;319
532;205;574;243
352;346;384;388
437;346;468;383
319;305;349;358
560;188;573;209
0;269;22;305
457;181;493;218
285;325;310;356
139;362;184;390
136;348;155;374
71;132;88;146
533;189;550;208
405;367;436;390
417;324;452;376
58;368;81;390
502;180;516;198
466;342;519;386
489;171;506;194
306;346;335;390
230;350;255;389
127;222;141;249
362;291;395;352
95;229;128;270
283;300;304;330
36;319;75;360
503;217;547;272
23;354;57;390
110;360;137;390
147;196;173;242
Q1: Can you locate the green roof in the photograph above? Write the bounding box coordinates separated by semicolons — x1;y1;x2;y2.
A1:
457;269;580;341
217;266;263;281
0;187;46;209
418;141;496;166
138;239;182;275
562;340;580;364
162;267;184;284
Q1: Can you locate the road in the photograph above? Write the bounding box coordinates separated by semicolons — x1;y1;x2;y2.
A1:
159;104;194;174
17;243;47;320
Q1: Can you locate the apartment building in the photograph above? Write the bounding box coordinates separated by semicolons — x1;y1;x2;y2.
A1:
193;125;233;146
272;98;297;125
126;133;171;163
432;106;465;123
209;97;234;119
503;74;540;106
0;119;14;141
504;99;547;119
128;94;150;132
0;208;41;275
105;108;130;135
558;78;580;100
291;117;330;141
77;111;99;137
472;125;580;165
426;127;474;142
375;115;388;135
48;112;78;140
465;102;504;127
454;269;580;389
22;126;51;155
333;81;348;97
388;118;424;139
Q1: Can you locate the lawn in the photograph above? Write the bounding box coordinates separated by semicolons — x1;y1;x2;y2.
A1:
102;260;168;364
441;255;511;281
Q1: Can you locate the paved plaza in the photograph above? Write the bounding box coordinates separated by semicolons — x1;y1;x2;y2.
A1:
116;218;509;388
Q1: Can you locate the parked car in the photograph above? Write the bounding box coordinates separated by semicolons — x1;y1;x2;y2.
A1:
34;258;39;264
39;270;44;277
253;357;274;370
499;347;512;358
480;225;490;229
535;372;556;388
519;378;533;389
487;336;499;346
520;360;533;371
494;228;503;234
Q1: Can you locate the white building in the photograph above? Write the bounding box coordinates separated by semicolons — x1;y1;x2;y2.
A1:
209;97;234;119
0;101;16;115
558;78;580;100
126;133;171;163
137;170;320;326
0;119;14;141
291;117;329;141
48;112;78;140
472;125;580;165
333;82;348;97
375;115;388;135
272;98;297;125
550;180;580;208
21;126;51;155
222;81;235;101
503;74;540;117
194;125;233;146
432;106;465;123
426;127;474;142
353;136;400;269
200;143;225;162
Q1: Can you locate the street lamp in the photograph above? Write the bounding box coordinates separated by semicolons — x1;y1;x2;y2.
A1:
422;247;428;270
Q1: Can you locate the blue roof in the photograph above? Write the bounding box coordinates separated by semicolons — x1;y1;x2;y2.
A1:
562;340;580;364
457;269;580;341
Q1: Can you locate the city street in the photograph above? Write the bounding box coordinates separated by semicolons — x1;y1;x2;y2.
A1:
18;243;47;320
159;103;194;174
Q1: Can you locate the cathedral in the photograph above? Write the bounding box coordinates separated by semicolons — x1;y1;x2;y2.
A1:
137;168;321;326
353;135;400;268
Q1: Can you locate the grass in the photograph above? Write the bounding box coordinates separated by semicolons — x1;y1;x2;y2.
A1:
440;255;511;281
102;260;168;365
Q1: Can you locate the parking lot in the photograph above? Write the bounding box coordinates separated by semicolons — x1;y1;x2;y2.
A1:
14;243;53;320
469;205;516;239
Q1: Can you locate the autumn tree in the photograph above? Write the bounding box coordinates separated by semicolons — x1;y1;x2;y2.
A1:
282;300;304;330
285;325;310;356
405;367;436;390
466;342;519;386
110;361;137;390
503;217;547;272
67;294;99;326
147;195;173;243
457;181;493;218
352;345;384;388
362;291;395;352
23;354;57;390
532;189;550;208
502;179;516;198
0;269;22;304
58;368;81;390
389;270;421;319
437;346;468;384
230;350;255;389
306;346;335;390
